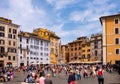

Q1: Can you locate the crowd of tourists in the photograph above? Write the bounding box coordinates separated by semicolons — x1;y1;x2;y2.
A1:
0;63;120;84
22;63;120;84
23;65;53;84
0;66;15;82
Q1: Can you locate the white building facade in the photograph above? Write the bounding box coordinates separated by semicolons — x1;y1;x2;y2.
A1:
18;32;50;67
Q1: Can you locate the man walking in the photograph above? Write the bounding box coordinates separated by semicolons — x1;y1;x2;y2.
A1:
97;67;104;84
44;74;53;84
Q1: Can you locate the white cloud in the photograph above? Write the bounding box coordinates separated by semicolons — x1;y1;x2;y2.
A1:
69;0;116;23
0;0;49;32
69;10;92;22
46;0;75;10
0;0;118;45
49;23;70;37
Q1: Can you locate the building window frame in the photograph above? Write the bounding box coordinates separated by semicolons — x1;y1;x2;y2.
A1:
9;41;11;45
115;28;119;34
0;47;5;53
0;40;5;45
0;26;5;31
20;37;22;42
8;56;11;60
115;38;119;44
13;29;17;34
115;49;120;55
0;32;4;37
13;41;16;46
9;28;11;33
95;50;98;56
8;34;12;39
114;18;119;24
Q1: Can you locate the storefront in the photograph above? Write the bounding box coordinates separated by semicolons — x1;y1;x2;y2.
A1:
7;62;12;67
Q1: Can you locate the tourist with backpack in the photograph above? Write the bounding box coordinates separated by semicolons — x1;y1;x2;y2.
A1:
97;67;104;84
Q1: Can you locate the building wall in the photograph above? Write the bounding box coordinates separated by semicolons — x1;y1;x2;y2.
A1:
33;28;49;40
101;14;120;64
106;16;120;64
33;28;60;64
0;17;19;67
90;34;102;62
61;45;69;63
69;42;82;62
18;36;28;67
50;37;60;64
82;43;92;62
18;32;50;67
61;36;103;64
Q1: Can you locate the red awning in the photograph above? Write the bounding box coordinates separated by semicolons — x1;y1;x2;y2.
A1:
7;62;12;64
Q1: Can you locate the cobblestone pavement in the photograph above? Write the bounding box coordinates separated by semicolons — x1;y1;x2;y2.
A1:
1;70;120;84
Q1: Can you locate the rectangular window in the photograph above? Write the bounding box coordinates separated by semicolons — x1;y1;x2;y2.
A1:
82;55;85;59
9;41;11;45
0;26;5;31
41;41;43;45
9;28;11;33
0;33;4;37
87;49;90;52
0;47;4;53
8;56;11;60
79;47;81;50
13;35;16;39
75;48;77;50
27;45;28;50
94;46;98;49
13;56;15;61
94;41;98;44
95;50;97;56
0;40;5;45
20;37;22;42
115;18;119;24
27;39;29;43
116;49;119;54
41;53;43;56
82;50;85;52
13;29;17;34
115;28;119;34
8;34;12;38
13;42;15;46
87;54;91;59
13;49;16;53
0;26;4;31
20;44;22;48
115;38;119;44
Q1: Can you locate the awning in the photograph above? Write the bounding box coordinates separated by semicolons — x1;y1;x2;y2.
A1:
93;61;102;63
69;61;94;64
7;62;12;64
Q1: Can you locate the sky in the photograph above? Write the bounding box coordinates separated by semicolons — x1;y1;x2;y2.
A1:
0;0;120;44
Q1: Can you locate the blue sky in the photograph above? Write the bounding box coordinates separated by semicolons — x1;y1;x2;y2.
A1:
0;0;120;44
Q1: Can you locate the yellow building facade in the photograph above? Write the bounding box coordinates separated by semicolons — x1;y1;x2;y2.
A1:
82;42;92;63
33;28;60;64
100;14;120;64
33;28;49;40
